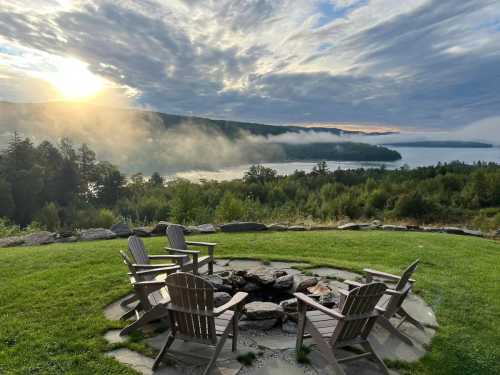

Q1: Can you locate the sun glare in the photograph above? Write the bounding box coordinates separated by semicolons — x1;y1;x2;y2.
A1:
45;58;103;101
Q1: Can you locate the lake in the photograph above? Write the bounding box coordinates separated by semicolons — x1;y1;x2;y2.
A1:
173;147;500;181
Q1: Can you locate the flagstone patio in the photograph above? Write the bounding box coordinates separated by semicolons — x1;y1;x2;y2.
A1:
104;259;437;374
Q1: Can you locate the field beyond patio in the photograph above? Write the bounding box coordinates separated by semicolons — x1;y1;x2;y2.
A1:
0;231;499;374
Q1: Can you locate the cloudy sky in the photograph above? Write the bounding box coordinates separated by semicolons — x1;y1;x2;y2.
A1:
1;0;500;131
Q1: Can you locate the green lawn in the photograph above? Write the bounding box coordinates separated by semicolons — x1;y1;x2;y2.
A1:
0;231;499;374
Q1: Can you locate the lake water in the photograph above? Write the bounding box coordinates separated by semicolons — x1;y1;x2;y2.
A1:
174;147;500;181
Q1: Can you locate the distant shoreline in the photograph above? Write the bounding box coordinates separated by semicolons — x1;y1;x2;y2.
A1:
382;141;493;148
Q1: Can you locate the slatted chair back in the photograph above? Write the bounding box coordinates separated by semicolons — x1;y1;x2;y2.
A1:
120;250;154;310
394;259;419;291
331;282;387;345
128;235;150;265
166;224;188;250
165;272;217;344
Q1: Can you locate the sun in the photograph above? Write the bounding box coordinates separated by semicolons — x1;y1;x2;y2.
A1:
46;58;103;101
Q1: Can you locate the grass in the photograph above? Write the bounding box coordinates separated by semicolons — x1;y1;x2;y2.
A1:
0;231;499;374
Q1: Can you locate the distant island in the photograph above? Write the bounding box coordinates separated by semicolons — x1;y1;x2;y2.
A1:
383;141;493;148
279;142;402;162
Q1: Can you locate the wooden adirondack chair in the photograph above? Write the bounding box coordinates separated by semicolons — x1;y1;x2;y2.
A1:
119;251;180;336
353;259;425;345
128;235;188;272
165;224;216;275
153;273;248;374
119;250;179;320
295;282;390;375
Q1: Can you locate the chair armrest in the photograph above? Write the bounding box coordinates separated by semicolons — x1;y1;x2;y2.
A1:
165;247;200;255
364;268;400;281
186;241;217;247
132;280;166;294
385;288;404;296
344;280;364;290
135;266;180;277
149;254;188;260
132;263;176;269
294;292;344;320
214;292;248;315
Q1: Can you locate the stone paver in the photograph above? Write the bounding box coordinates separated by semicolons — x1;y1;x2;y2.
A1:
104;330;127;344
309;267;361;281
104;294;137;321
227;259;265;270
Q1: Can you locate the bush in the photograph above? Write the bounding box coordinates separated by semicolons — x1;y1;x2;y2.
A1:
393;192;436;220
36;202;61;231
95;208;117;228
0;218;22;238
215;192;245;222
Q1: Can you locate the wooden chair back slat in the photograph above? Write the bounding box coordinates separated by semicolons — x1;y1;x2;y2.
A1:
395;259;419;290
128;235;150;265
165;272;216;344
167;224;188;250
331;282;387;345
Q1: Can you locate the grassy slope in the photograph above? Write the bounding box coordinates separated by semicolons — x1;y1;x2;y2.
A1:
0;231;498;374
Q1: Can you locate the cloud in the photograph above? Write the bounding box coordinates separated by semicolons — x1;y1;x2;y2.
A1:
0;0;499;130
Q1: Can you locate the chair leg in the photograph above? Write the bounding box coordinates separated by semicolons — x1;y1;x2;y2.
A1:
120;294;138;307
362;341;390;375
377;317;413;346
204;327;231;375
120;308;167;336
398;307;425;330
153;332;175;370
120;306;139;321
232;314;239;352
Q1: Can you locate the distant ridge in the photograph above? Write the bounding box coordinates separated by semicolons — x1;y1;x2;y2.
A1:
0;101;396;138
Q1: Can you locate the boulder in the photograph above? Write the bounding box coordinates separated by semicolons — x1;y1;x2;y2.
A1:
338;223;360;230
110;223;132;238
58;230;75;238
279;298;298;313
496;229;500;237
407;225;420;231
246;268;275;285
81;228;117;241
239;318;278;331
462;229;482;237
443;227;467;235
197;224;217;234
244;302;284;320
183;226;199;235
382;224;407;231
282;320;298;334
372;220;382;227
22;231;56;246
242;281;260;292
220;222;267;233
295;277;318;293
0;236;25;248
288;225;306;231
55;236;79;243
214;292;232;307
267;223;288;231
274;274;294;289
132;227;152;237
151;221;171;235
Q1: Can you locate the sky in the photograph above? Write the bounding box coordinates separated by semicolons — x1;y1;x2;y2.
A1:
1;0;500;132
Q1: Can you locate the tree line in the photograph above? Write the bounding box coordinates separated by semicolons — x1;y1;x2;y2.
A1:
1;135;499;234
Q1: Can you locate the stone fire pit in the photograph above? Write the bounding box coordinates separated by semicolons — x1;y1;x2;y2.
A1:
103;259;438;375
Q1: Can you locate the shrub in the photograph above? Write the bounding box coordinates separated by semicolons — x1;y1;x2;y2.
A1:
36;202;61;231
95;208;117;228
215;192;245;222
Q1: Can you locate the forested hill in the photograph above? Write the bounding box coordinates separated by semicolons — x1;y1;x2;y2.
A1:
0;101;394;138
384;141;493;148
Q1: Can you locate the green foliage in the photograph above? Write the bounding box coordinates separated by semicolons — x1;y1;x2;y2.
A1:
36;202;61;231
215;192;245;222
296;344;314;364
95;208;117;229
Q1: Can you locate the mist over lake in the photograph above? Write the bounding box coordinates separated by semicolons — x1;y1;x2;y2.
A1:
175;146;500;181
